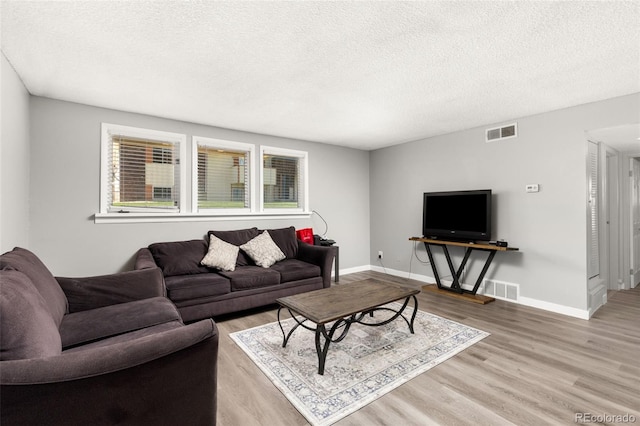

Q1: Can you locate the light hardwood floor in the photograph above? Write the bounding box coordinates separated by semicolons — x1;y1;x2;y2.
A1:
214;272;640;425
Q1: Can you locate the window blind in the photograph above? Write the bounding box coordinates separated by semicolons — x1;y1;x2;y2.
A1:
104;128;182;213
196;141;251;211
262;149;306;210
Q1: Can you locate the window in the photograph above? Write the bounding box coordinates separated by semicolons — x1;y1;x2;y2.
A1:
153;187;172;200
152;147;172;164
98;125;310;222
192;136;255;213
100;123;186;214
260;146;308;212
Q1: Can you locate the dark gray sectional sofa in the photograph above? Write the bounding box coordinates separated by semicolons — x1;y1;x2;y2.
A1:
135;226;336;322
0;247;219;425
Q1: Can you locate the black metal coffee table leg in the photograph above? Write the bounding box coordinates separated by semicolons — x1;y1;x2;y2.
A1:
278;306;316;348
314;316;354;375
315;325;328;375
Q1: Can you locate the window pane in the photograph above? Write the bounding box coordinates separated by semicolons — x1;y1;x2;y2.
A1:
197;146;250;209
109;135;180;211
152;147;172;164
263;154;301;209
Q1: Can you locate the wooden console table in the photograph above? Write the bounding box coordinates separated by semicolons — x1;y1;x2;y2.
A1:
409;237;519;304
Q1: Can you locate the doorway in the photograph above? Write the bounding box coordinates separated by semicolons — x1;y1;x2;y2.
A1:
631;156;640;288
604;147;621;290
587;123;640;295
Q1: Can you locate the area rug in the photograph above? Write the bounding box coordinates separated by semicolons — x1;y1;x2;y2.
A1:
230;302;489;425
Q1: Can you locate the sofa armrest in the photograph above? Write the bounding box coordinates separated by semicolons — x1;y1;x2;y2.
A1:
56;267;166;313
134;247;158;270
296;241;336;288
1;319;218;425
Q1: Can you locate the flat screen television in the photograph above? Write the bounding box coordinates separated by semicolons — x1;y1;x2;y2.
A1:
422;189;492;242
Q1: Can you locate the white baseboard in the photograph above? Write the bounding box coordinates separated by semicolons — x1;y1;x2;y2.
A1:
336;264;372;277
518;296;590;320
348;265;591;320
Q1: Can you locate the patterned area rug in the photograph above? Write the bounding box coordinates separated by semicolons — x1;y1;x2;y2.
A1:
230;302;489;425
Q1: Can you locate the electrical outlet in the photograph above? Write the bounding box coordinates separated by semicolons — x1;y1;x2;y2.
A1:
525;184;540;193
378;251;383;259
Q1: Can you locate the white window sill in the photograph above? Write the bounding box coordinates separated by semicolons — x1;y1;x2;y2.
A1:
94;211;312;224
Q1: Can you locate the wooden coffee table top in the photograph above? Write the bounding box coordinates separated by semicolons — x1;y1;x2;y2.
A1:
276;279;420;324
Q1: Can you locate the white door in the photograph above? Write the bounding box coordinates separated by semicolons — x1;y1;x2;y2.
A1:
588;141;600;280
605;150;620;290
631;157;640;287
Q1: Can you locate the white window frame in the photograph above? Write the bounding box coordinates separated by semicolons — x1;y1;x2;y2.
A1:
191;136;256;215
259;145;309;213
99;123;187;215
95;128;312;223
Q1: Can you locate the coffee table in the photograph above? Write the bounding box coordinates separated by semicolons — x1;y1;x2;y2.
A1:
276;279;420;375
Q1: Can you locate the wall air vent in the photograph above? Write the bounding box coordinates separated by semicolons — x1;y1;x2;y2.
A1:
481;279;519;302
486;123;518;142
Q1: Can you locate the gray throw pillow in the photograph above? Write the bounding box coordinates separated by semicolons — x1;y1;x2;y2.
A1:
240;231;286;268
201;234;240;271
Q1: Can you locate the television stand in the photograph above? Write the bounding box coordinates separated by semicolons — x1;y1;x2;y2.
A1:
409;237;519;304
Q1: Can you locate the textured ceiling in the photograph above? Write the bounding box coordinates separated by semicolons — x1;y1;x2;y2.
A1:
2;1;639;150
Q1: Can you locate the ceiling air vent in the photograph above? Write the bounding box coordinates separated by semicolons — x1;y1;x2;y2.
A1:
486;123;517;142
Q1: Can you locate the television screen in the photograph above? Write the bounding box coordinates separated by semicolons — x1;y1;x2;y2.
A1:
423;190;492;241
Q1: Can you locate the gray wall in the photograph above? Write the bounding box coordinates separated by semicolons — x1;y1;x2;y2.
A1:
7;79;639;315
369;93;639;312
28;97;370;276
1;53;30;252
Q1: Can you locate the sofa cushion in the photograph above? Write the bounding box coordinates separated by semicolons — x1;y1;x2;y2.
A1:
0;247;68;326
218;266;281;291
56;268;166;313
59;297;182;349
264;226;298;259
201;234;239;271
208;228;259;266
240;231;286;268
0;270;62;361
64;320;184;353
148;240;210;277
269;259;321;283
165;273;231;302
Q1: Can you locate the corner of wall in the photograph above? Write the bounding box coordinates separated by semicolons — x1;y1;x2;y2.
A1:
1;53;31;252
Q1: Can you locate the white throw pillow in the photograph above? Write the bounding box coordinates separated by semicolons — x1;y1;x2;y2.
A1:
201;234;239;271
240;231;286;268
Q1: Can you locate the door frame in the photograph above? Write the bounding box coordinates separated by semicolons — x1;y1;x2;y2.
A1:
629;156;640;288
601;145;621;290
